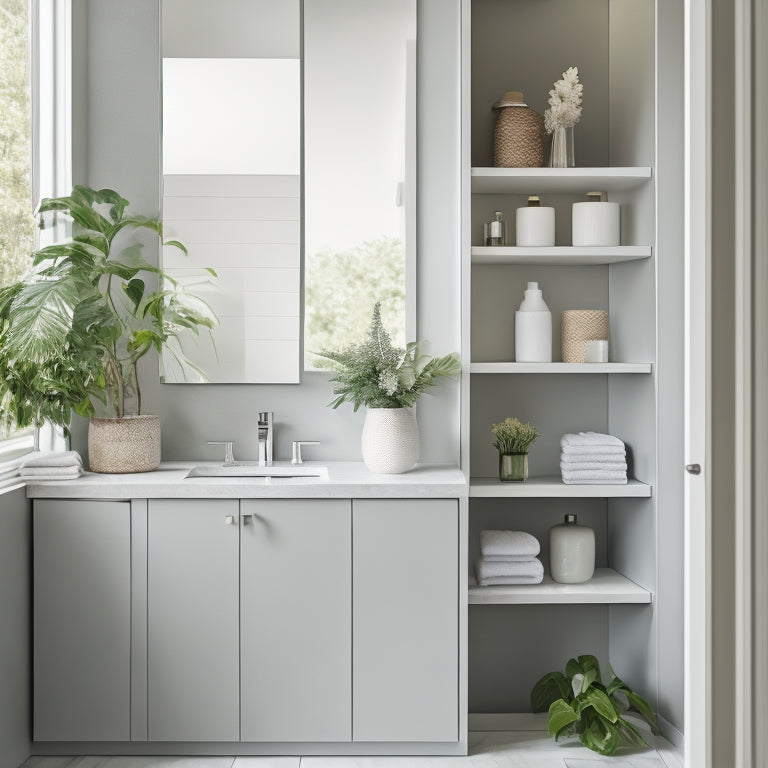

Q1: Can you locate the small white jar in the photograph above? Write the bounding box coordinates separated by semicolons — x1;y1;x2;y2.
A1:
549;513;595;584
571;191;620;246
516;195;555;246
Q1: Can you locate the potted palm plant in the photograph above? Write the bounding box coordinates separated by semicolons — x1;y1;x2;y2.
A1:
314;302;460;473
0;185;217;472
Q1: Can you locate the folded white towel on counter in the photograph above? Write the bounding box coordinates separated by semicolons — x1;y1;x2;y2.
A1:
561;432;625;450
20;450;82;468
560;460;628;472
475;557;544;585
480;530;540;559
20;466;83;480
562;469;627;485
483;554;540;562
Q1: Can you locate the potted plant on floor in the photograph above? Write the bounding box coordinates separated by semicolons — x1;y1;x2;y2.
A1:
0;185;217;472
314;302;460;474
531;654;659;755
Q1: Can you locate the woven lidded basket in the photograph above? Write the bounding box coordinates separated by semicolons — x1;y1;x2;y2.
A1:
562;310;609;363
492;91;545;168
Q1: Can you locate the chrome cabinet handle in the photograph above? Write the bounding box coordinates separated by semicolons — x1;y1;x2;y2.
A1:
685;464;701;475
224;515;236;525
208;441;235;466
242;514;252;526
292;440;320;464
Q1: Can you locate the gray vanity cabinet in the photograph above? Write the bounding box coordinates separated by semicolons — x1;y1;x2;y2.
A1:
33;500;131;742
240;499;351;741
147;499;240;741
352;499;459;742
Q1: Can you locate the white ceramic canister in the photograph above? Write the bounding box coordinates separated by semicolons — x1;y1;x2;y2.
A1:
571;191;621;246
549;513;595;584
516;196;555;246
515;281;552;362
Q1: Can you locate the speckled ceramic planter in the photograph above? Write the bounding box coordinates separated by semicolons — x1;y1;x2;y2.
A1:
88;415;161;473
361;407;420;474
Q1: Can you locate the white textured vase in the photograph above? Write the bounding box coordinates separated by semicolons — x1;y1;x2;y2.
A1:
361;407;420;474
88;415;161;473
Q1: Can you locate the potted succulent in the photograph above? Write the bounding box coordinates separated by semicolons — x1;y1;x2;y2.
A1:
491;416;540;481
0;185;217;473
314;302;460;474
531;654;659;755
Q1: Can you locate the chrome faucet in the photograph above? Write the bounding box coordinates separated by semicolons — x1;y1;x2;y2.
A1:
257;412;273;465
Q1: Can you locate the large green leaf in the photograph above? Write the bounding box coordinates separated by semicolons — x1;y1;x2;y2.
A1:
6;280;77;361
123;279;145;311
616;715;650;748
565;657;583;679
579;710;620;755
547;699;579;737
578;655;602;684
531;671;572;712
579;687;619;723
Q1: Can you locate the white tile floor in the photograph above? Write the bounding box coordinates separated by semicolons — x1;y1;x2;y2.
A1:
20;728;683;768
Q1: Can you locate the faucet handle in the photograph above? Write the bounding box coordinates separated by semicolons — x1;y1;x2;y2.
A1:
292;441;320;465
208;441;235;466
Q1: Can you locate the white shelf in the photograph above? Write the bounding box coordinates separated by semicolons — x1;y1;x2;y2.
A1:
471;166;653;194
469;476;652;498
468;568;652;605
470;362;652;374
471;245;651;266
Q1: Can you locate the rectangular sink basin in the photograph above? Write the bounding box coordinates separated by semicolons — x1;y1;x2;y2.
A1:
185;463;328;480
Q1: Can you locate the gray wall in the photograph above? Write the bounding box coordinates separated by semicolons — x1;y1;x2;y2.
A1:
73;0;462;466
0;487;31;768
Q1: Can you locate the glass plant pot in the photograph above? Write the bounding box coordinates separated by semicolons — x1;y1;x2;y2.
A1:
499;452;528;482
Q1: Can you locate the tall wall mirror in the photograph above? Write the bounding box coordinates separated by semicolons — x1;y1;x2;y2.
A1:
160;0;416;384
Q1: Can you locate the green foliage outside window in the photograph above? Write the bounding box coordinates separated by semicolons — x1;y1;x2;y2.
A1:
0;0;35;290
305;235;406;366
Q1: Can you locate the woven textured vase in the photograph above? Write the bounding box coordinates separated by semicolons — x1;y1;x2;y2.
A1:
492;91;545;168
361;407;420;474
561;310;609;363
88;415;161;473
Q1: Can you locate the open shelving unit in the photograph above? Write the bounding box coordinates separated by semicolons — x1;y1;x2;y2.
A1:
461;0;684;735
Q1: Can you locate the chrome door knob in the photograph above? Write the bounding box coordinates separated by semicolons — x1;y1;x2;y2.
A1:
685;464;701;475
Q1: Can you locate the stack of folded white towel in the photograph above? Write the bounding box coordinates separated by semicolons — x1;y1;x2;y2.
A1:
475;530;544;586
19;451;84;481
560;432;627;485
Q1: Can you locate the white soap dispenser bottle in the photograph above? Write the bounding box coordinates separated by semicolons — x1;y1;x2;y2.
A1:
515;281;552;362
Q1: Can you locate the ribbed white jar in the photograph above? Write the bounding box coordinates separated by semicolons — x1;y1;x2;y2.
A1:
361;407;420;474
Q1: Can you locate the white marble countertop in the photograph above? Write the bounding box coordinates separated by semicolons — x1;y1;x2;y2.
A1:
24;461;468;499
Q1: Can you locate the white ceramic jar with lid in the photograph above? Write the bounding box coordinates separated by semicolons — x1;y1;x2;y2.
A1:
516;195;555;246
549;513;595;583
571;191;620;246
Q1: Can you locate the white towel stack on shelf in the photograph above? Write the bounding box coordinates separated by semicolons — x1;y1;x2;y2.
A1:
475;530;544;585
19;451;83;481
560;432;627;485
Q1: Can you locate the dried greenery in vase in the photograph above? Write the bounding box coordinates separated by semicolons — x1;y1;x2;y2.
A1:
491;417;540;455
314;302;460;411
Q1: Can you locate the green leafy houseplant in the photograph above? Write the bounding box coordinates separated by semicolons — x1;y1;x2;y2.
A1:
313;302;460;411
531;654;660;756
0;185;217;434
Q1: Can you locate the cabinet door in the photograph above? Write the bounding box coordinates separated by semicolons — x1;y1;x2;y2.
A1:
34;500;131;741
353;499;459;742
240;499;351;741
147;499;239;741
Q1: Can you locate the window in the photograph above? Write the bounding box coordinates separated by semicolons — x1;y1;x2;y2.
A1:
0;0;71;463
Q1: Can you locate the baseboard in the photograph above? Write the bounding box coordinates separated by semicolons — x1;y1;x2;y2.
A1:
657;715;684;750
